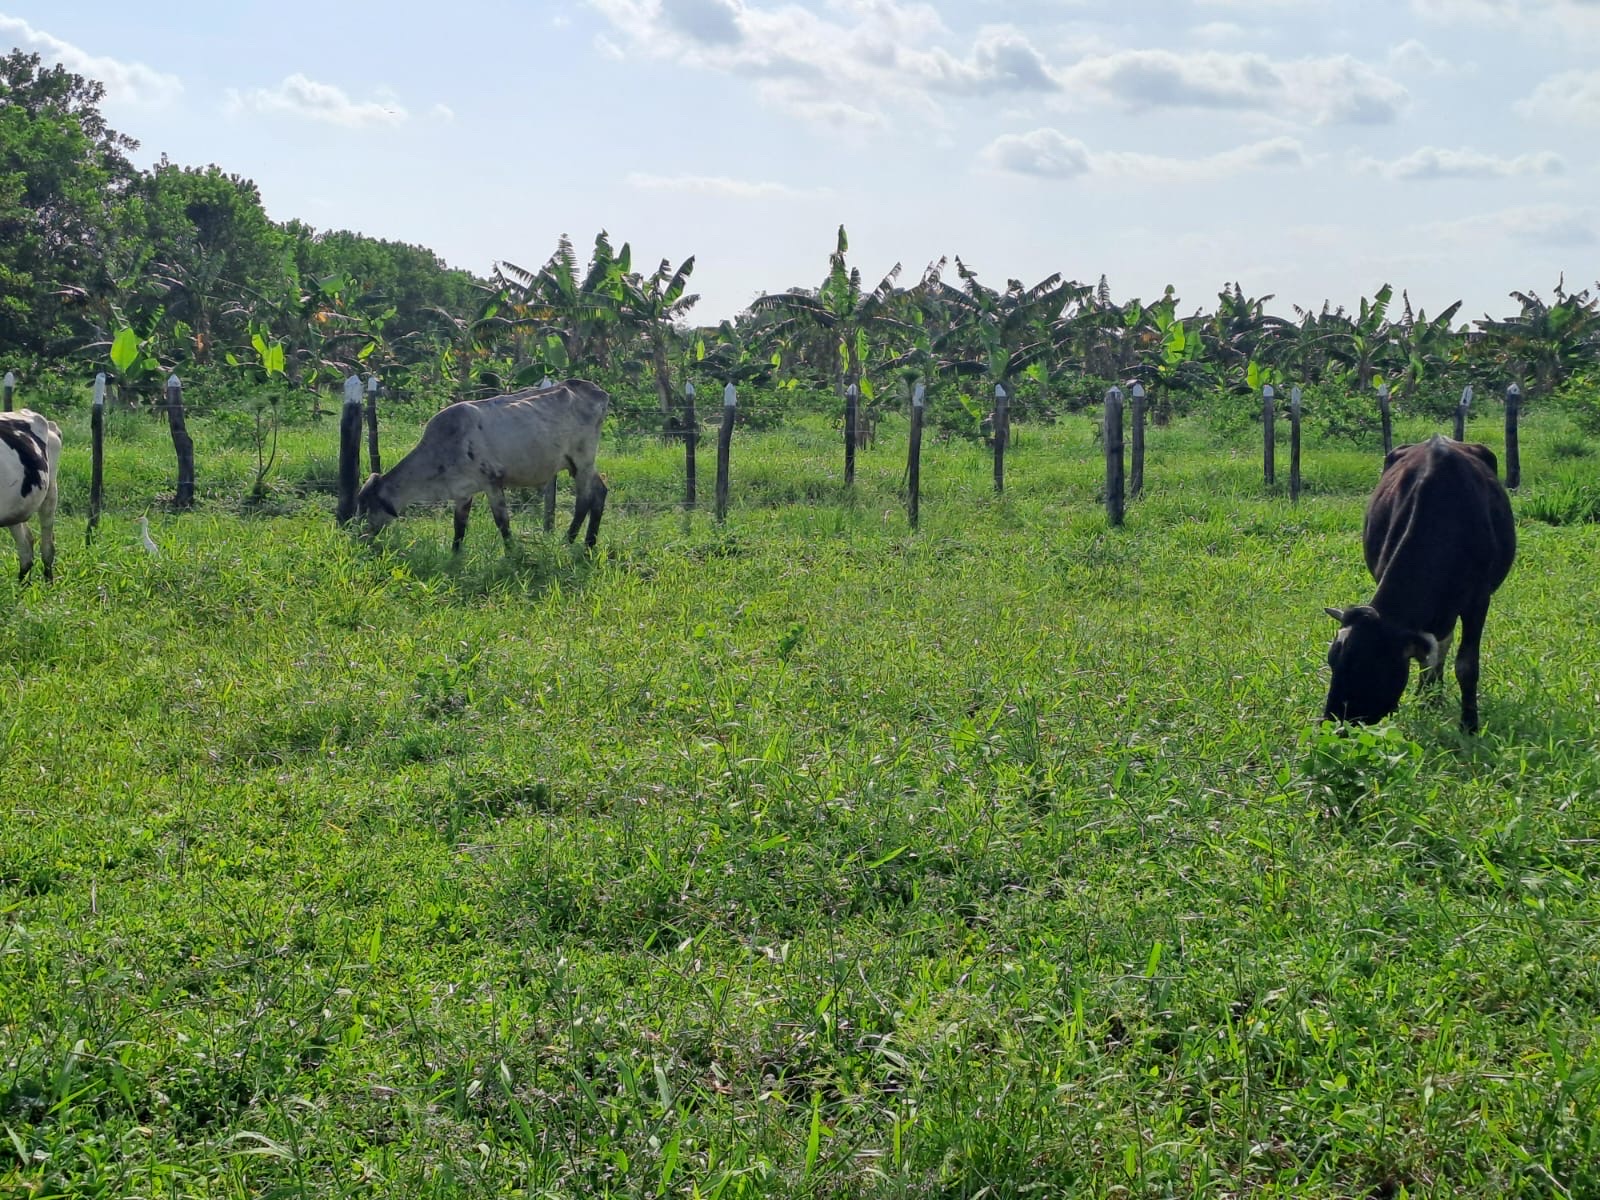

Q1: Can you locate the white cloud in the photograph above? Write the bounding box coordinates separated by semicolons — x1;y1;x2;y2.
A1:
587;0;1059;126
1359;146;1565;179
1056;49;1408;125
0;14;182;106
1385;39;1463;75
626;171;832;198
1516;69;1600;125
1427;203;1598;247
225;74;410;128
981;129;1311;181
980;129;1092;178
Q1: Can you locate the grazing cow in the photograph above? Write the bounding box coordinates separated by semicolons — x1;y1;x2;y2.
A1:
1;409;61;583
1323;435;1515;732
357;379;609;550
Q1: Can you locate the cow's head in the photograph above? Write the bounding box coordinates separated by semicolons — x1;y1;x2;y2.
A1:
356;472;399;537
1322;605;1439;724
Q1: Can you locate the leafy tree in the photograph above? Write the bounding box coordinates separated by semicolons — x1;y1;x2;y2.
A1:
620;255;698;418
495;231;631;373
1324;283;1398;392
918;257;1081;421
1470;277;1599;399
1390;290;1464;411
1127;287;1208;419
748;225;907;403
1202;283;1291;391
0;51;136;360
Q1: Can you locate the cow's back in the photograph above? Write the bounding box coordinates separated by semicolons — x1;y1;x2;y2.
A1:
465;381;608;486
1365;436;1514;630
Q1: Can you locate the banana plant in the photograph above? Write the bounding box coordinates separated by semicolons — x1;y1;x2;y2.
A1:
1325;283;1397;392
749;225;907;399
104;304;168;407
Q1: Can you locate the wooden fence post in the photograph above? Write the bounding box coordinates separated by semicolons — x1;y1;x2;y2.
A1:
1262;383;1276;486
2;370;13;412
88;372;106;544
908;380;925;530
1378;383;1392;456
1104;386;1124;528
539;376;557;532
165;373;195;509
1289;385;1302;504
1454;384;1472;442
715;382;735;523
683;381;698;510
1129;382;1146;498
1504;383;1521;489
336;374;363;524
844;383;858;486
992;383;1009;494
364;375;382;478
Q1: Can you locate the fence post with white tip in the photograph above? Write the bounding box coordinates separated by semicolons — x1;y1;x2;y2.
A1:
684;381;698;510
908;380;925;529
89;372;106;544
1104;386;1124;527
166;373;195;509
844;382;858;485
1454;384;1472;442
1289;386;1302;503
992;383;1009;494
1262;384;1276;486
336;375;364;525
365;374;382;477
715;382;736;523
2;370;13;412
1504;383;1521;489
1378;383;1392;456
1130;382;1146;498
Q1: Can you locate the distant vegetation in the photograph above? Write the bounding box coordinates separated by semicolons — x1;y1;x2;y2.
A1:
4;50;1600;443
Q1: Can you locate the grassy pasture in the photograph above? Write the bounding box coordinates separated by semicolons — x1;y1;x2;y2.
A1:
3;402;1600;1198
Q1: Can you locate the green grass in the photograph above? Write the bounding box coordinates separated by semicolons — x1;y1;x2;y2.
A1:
3;403;1599;1198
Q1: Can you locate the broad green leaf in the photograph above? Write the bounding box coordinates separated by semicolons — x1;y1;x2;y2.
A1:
111;328;140;375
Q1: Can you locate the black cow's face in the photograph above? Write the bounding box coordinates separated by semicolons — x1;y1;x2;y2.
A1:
1322;606;1438;725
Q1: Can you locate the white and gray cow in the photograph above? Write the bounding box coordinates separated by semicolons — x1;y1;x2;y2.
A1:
357;380;610;550
1;409;62;583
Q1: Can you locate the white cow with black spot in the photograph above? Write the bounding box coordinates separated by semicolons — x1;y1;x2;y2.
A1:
1;409;61;583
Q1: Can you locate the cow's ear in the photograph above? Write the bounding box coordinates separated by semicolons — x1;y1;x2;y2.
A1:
1382;445;1412;471
1457;442;1501;477
1406;631;1441;667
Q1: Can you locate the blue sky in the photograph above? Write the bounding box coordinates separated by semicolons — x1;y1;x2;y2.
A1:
4;1;1598;324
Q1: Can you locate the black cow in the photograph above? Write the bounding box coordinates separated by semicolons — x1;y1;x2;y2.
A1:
1323;435;1515;732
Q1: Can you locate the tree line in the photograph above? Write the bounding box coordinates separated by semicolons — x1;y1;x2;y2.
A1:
5;50;1600;440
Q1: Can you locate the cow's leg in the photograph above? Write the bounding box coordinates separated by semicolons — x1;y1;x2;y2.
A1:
452;497;474;553
564;464;592;544
1419;630;1453;697
1455;598;1491;733
585;473;608;547
565;467;606;547
35;478;57;582
486;484;514;551
9;523;33;583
